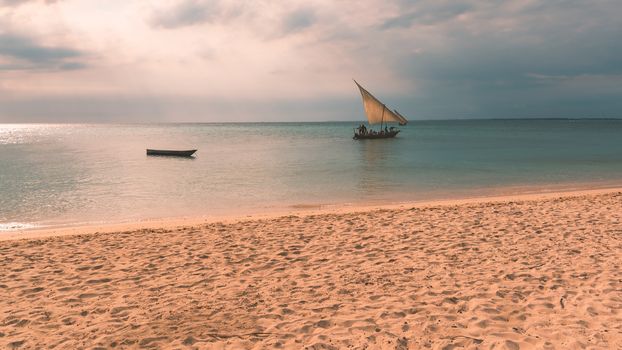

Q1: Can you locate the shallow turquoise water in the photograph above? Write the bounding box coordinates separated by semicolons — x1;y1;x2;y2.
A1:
1;120;621;229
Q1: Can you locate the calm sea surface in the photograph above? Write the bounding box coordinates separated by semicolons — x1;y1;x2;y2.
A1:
1;120;622;230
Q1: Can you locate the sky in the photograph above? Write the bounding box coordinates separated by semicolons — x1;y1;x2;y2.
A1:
1;0;621;122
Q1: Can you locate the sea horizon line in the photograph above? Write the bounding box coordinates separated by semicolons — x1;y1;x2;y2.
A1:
1;117;622;125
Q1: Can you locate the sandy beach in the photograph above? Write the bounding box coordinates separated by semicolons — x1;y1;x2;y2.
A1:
1;189;621;349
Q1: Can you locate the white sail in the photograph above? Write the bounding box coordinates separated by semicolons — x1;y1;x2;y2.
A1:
354;80;408;125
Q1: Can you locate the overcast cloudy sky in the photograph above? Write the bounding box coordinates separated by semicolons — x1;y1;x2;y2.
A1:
1;0;621;122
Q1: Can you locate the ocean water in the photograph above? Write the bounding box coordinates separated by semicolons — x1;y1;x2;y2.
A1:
1;120;622;230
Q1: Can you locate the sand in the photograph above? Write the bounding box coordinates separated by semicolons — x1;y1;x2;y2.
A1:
1;190;621;349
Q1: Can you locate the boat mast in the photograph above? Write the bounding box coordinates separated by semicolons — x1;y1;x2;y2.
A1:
380;105;385;130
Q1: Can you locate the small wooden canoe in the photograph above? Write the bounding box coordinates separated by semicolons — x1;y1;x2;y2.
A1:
146;149;197;157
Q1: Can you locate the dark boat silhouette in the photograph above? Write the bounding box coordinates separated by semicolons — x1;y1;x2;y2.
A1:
354;129;400;139
146;149;197;157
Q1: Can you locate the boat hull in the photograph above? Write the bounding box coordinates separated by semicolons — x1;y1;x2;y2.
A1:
353;130;400;140
146;149;197;157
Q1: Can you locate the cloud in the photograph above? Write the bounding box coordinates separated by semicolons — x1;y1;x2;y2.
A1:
58;61;87;70
0;0;58;6
397;9;622;82
150;0;217;29
2;0;622;121
380;13;416;30
376;0;622;118
282;8;316;34
381;2;472;29
0;33;87;71
149;1;318;38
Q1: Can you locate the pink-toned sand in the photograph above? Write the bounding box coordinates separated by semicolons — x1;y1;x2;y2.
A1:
1;190;621;349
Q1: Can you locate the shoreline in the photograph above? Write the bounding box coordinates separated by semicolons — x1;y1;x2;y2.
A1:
3;183;622;242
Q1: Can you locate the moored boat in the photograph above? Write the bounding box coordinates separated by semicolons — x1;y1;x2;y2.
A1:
146;149;197;157
353;80;409;140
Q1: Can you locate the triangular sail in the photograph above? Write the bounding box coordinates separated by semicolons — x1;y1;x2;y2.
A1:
393;109;408;125
354;80;408;125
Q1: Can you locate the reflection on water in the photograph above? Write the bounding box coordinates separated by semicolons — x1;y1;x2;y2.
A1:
0;124;64;145
1;120;622;227
356;138;401;198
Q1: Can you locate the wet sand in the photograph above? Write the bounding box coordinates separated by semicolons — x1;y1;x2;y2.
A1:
1;190;621;349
